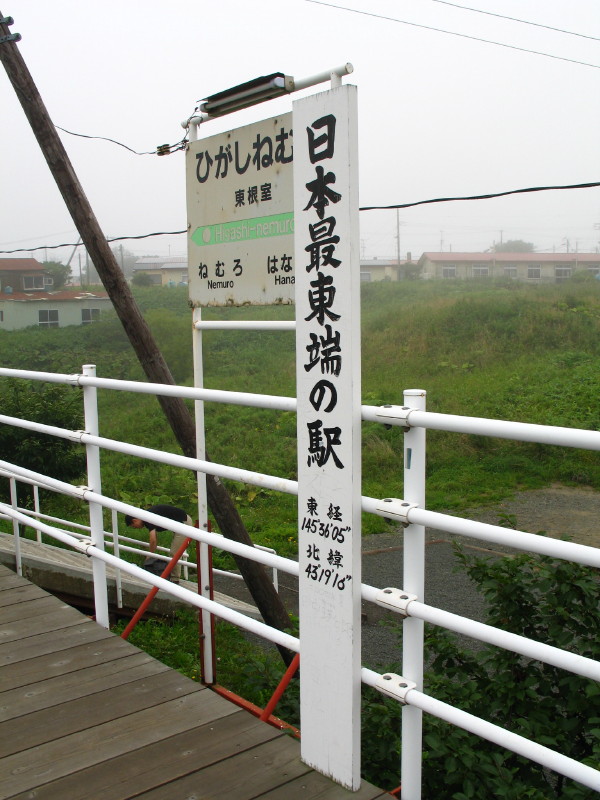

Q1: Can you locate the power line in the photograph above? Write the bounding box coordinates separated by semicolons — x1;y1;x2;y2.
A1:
54;126;156;155
2;180;599;255
0;230;187;255
429;0;600;42
359;181;600;211
305;0;600;70
55;125;187;156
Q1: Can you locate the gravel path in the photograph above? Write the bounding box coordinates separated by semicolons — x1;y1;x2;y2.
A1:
215;484;600;668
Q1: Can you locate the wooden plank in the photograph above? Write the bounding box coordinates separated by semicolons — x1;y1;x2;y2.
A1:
11;709;285;800
0;687;239;798
0;593;64;622
254;772;389;799
0;670;204;757
0;569;30;590
0;605;86;644
132;736;311;800
0;633;144;691
0;582;48;607
0;651;169;721
0;619;112;667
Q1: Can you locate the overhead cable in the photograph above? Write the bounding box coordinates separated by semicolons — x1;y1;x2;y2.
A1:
305;0;600;69
429;0;600;42
55;125;187;156
1;180;599;255
359;181;600;211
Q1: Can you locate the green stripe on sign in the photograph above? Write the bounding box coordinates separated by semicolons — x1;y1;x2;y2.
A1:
192;212;295;247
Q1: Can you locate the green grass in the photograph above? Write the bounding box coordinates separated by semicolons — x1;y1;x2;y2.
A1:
2;278;600;559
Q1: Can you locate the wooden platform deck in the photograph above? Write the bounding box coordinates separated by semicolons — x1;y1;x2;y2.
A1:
0;564;388;800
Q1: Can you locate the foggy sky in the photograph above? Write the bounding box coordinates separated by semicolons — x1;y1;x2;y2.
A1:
1;0;599;264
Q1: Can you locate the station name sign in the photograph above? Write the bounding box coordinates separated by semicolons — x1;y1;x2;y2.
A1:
186;113;295;306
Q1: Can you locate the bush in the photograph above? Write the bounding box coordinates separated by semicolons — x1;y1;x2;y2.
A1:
0;380;85;501
420;546;600;799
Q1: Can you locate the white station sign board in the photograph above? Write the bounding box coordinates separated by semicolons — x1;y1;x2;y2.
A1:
294;84;361;790
186;113;295;306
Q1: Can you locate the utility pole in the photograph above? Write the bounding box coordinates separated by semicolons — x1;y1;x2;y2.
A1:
0;14;293;663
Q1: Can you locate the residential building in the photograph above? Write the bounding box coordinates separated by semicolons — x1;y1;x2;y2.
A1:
0;289;111;331
0;257;53;293
132;257;188;286
0;258;110;330
418;252;600;282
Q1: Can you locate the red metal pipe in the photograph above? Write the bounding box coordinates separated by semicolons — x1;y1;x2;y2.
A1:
210;684;300;737
120;536;192;640
259;652;300;721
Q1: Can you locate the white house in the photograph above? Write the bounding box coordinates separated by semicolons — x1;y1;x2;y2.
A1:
0;258;111;330
0;288;111;331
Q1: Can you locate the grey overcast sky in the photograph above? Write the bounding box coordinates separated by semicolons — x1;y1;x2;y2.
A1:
1;0;599;264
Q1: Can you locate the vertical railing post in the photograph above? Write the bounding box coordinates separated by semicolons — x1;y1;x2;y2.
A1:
82;364;109;628
193;307;214;684
10;477;22;575
33;484;42;543
401;389;427;800
111;508;123;609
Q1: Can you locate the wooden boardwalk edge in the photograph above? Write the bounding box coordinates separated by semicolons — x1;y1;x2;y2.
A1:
0;564;388;799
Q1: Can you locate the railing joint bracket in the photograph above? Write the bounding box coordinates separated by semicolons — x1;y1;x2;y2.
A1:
375;673;417;704
377;498;418;526
375;587;417;616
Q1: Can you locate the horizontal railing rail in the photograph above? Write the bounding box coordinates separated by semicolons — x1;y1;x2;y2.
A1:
1;365;598;796
2;489;597;792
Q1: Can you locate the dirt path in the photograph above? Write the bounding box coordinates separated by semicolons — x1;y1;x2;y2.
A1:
461;483;600;549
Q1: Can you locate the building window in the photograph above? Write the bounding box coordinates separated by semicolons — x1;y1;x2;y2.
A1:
149;273;162;285
588;268;600;277
527;267;541;280
442;266;456;278
0;310;3;322
38;309;59;327
360;272;372;282
472;265;489;277
82;308;100;324
555;267;572;283
23;275;46;290
504;267;518;278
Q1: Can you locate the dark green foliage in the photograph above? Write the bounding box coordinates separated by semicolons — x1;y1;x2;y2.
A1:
0;380;85;499
492;240;535;252
42;260;71;290
420;548;599;799
132;272;154;287
112;545;599;797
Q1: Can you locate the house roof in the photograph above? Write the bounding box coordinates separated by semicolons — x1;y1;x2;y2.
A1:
134;256;187;265
420;252;600;264
0;258;45;272
360;260;399;268
0;290;110;302
133;261;187;272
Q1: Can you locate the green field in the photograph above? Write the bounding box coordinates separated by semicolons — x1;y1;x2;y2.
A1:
3;278;600;795
2;278;600;559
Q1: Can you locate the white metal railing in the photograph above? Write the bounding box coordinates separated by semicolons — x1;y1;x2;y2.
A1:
0;365;598;797
0;472;281;598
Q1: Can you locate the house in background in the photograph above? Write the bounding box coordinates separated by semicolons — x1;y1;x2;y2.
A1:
360;258;400;282
0;258;110;331
0;289;111;331
132;257;188;286
0;257;53;292
419;252;600;282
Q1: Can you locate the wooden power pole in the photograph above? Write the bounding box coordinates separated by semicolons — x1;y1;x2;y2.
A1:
0;14;294;663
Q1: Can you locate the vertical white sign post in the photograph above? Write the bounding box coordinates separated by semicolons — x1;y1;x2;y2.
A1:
294;84;362;790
